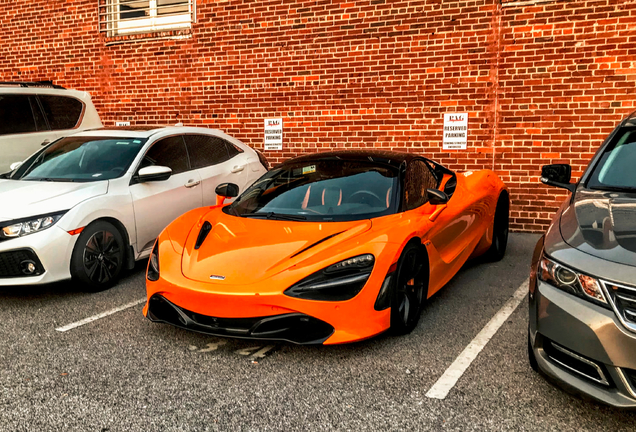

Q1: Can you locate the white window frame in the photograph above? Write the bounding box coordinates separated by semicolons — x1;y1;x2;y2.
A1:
99;0;195;38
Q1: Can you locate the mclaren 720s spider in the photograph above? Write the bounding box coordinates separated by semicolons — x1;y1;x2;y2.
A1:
144;150;509;344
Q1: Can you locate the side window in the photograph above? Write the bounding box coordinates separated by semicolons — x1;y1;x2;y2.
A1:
29;97;48;131
140;136;189;175
0;94;37;135
184;135;230;169
38;96;84;130
226;142;243;158
404;160;438;211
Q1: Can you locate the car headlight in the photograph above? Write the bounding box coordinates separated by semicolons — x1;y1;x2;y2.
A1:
538;255;608;307
284;254;375;301
0;211;66;240
147;242;160;282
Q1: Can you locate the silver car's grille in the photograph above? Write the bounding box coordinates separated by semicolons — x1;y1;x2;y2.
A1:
602;281;636;333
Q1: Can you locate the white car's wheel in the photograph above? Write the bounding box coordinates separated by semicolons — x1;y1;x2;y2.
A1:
70;221;125;291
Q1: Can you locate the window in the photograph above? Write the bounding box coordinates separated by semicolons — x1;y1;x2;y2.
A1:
140;136;189;175
0;95;38;135
226;160;400;222
38;96;84;130
30;97;48;131
404;160;438;211
99;0;194;38
16;137;146;182
183;135;231;169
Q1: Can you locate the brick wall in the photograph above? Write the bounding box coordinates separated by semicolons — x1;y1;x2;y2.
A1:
1;0;635;232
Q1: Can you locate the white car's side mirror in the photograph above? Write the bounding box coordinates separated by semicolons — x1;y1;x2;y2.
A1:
137;166;172;183
9;162;22;171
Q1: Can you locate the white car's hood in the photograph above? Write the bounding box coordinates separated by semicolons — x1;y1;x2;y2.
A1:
0;180;108;221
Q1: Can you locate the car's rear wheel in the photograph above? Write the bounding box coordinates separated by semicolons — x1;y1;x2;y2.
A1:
390;243;428;335
71;221;125;292
485;193;509;262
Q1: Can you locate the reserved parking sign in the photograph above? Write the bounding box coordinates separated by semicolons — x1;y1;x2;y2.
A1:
443;113;468;150
264;118;283;151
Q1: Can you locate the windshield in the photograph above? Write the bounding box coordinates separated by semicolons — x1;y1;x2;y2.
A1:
226;160;401;222
587;127;636;191
14;136;147;182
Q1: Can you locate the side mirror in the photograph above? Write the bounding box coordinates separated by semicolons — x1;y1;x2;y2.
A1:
427;188;449;205
9;162;22;171
215;183;239;206
137;166;172;183
540;164;576;193
215;183;239;198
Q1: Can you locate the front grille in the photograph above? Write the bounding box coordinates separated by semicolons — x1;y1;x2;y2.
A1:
603;281;636;333
146;294;334;344
0;248;44;278
543;339;612;387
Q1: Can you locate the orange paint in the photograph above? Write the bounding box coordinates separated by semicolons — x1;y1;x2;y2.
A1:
145;168;507;344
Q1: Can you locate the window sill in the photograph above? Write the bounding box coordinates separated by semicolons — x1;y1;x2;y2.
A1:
102;28;192;46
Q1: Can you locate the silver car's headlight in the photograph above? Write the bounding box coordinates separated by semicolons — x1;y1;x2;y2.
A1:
538;255;608;308
0;211;67;239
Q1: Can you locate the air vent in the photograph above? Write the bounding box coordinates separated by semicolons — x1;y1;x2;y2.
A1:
194;221;212;250
543;339;611;386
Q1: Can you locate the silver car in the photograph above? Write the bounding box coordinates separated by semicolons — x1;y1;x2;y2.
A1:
529;113;636;407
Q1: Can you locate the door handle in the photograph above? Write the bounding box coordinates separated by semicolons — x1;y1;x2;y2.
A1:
184;179;200;188
231;165;245;173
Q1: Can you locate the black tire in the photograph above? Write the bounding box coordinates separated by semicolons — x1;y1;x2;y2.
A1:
485;193;509;262
528;331;539;372
70;221;126;292
390;243;428;335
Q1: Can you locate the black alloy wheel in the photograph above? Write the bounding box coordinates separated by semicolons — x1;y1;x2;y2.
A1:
486;193;509;262
390;243;428;335
71;221;125;291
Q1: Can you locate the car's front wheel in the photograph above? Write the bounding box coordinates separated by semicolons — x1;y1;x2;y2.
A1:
70;221;125;292
390;243;428;335
528;330;539;372
485;192;509;262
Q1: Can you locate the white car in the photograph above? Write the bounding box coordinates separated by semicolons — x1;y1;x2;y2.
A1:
0;81;102;173
0;126;268;290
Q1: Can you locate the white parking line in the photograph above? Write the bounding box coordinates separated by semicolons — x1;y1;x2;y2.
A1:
425;279;529;400
55;298;146;332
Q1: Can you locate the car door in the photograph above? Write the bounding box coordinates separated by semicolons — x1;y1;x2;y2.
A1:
183;134;248;205
130;135;203;254
0;95;51;172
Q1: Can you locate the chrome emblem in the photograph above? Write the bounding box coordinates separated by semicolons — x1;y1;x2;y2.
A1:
209;275;226;281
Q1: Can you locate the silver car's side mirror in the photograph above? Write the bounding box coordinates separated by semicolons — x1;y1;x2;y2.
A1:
137;166;172;183
9;162;22;171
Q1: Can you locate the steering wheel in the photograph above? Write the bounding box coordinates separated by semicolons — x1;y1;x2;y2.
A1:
348;190;384;207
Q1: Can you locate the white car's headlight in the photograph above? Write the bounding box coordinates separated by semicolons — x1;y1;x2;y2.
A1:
0;211;67;239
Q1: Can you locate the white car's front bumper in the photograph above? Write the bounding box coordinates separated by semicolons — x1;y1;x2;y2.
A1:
0;226;78;286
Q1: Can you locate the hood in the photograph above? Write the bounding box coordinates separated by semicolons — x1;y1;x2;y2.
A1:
181;210;373;286
0;179;108;221
560;187;636;267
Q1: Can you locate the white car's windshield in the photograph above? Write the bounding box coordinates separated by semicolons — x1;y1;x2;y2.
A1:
14;136;147;182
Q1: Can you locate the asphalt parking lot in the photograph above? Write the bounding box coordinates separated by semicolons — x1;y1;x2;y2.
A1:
1;233;635;431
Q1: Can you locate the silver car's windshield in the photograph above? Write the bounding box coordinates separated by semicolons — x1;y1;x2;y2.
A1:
587;127;636;191
13;136;147;182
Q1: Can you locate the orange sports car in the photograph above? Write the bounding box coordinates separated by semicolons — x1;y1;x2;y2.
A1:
144;150;509;344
